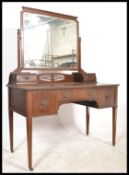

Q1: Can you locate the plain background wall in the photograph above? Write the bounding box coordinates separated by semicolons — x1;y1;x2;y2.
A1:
2;2;127;143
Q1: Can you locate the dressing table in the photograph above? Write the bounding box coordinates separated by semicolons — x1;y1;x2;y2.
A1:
7;7;119;171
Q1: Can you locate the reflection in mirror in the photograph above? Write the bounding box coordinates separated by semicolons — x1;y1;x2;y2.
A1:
23;12;78;69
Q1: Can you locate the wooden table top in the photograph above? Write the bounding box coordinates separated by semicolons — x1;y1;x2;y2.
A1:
7;82;119;90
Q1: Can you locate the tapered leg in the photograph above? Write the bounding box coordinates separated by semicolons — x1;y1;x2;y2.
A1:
112;107;117;146
9;109;13;152
26;117;33;171
86;106;90;135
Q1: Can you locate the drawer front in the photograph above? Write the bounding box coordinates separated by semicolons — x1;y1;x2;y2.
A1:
17;75;36;82
73;88;97;100
57;90;74;101
31;91;57;116
58;88;97;102
95;87;115;107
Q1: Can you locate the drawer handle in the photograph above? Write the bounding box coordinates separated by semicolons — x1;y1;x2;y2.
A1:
40;99;48;108
105;95;110;100
64;92;71;98
89;93;92;97
23;76;29;80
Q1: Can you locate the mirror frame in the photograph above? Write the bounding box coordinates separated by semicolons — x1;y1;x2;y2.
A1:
20;6;80;71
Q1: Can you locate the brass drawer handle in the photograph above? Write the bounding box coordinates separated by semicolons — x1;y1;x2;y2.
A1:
105;95;110;100
23;76;29;80
40;99;48;108
64;92;71;98
89;93;92;97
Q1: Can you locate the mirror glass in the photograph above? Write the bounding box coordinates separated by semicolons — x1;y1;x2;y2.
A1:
23;12;78;69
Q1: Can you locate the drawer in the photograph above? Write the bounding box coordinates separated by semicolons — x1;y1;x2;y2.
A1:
17;74;36;82
95;87;115;107
57;90;73;101
57;89;85;101
82;87;115;107
58;88;97;102
30;91;58;116
73;88;97;100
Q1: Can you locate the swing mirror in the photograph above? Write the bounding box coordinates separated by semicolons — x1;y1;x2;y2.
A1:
20;7;79;70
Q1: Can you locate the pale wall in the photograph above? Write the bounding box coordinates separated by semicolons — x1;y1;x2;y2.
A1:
2;2;127;141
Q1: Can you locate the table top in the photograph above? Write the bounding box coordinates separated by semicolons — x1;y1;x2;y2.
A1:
7;82;119;91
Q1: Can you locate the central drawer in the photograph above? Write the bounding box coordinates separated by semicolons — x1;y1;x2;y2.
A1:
57;89;94;101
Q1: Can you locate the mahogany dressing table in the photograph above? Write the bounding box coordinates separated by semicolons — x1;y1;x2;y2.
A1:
7;7;119;171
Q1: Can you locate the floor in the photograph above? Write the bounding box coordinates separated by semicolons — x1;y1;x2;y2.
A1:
2;116;127;173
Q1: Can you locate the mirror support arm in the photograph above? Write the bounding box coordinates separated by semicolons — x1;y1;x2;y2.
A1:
17;29;21;70
79;37;81;72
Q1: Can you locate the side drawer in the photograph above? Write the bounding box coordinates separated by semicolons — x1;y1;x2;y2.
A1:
95;86;115;107
30;90;58;116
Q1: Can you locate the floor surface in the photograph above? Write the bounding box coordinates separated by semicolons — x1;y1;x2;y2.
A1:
2;116;127;173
